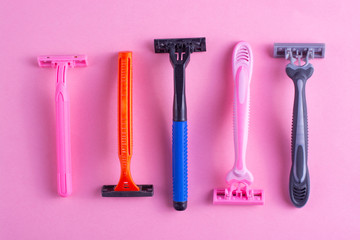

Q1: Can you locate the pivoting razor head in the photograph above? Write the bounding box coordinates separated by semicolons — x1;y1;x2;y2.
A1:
154;38;206;53
213;182;264;205
274;43;325;59
213;188;264;205
38;55;88;68
101;185;154;197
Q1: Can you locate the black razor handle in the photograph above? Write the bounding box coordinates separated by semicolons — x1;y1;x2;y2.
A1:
171;47;190;122
286;64;314;208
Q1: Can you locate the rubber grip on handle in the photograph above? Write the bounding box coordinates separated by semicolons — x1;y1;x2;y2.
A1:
172;121;188;210
289;78;310;207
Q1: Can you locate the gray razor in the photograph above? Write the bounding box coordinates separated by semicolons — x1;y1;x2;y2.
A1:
274;43;325;208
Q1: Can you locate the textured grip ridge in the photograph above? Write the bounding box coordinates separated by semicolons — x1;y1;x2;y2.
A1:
172;121;188;202
289;74;310;208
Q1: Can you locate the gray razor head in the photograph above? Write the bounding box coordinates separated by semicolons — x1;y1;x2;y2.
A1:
274;43;325;59
154;38;206;53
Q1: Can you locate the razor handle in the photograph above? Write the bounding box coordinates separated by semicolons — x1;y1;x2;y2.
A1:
116;52;139;191
233;63;250;173
55;63;72;197
286;64;314;208
172;121;188;210
170;48;190;211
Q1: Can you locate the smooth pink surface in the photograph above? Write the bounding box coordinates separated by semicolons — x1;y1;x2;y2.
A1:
54;62;72;197
1;1;359;239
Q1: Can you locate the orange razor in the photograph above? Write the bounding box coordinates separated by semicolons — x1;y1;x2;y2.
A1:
102;52;153;197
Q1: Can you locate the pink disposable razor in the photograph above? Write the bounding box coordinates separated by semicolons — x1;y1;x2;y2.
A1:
213;42;264;205
38;55;87;197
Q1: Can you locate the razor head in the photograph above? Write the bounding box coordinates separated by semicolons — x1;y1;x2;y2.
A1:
38;55;88;68
101;185;154;197
213;188;264;205
274;43;325;59
154;38;206;53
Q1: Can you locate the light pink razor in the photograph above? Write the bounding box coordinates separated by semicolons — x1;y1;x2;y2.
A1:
213;42;264;205
38;55;87;197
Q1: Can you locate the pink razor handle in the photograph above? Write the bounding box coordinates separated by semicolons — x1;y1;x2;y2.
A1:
226;42;254;185
38;55;87;197
55;62;72;197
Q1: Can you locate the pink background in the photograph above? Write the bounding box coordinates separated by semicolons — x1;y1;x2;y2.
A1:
1;1;359;239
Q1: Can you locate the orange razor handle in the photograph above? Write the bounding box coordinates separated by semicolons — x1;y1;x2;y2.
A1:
114;52;139;192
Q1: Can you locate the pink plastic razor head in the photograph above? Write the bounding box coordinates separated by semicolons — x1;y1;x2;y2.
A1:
38;55;87;68
213;183;264;205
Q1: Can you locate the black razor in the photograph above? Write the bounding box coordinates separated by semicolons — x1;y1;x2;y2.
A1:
154;38;206;211
274;43;325;207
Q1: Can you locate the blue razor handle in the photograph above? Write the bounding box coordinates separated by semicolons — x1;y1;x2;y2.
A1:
286;63;313;208
172;121;188;210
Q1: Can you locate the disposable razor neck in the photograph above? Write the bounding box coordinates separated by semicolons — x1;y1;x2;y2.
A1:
56;62;68;86
173;64;187;121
